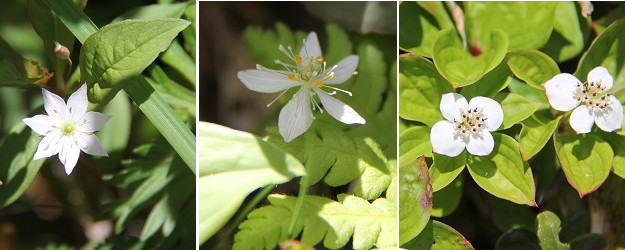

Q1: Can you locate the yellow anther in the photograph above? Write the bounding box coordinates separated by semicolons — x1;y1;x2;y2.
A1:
315;81;323;88
315;56;323;64
295;55;302;65
325;74;334;80
288;74;298;81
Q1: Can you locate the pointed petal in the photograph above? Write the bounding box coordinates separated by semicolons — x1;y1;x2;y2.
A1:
587;67;613;90
67;84;89;122
62;137;81;175
313;88;365;124
440;93;468;122
23;115;57;136
323;55;359;84
299;32;322;59
42;88;69;122
466;131;495;156
75;132;108;156
469;96;504;131
237;69;298;93
570;105;595;134
33;131;61;160
279;88;313;142
77;112;111;133
430;120;466;157
595;96;623;132
543;73;581;111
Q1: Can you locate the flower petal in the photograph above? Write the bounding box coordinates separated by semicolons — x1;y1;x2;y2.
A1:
469;96;503;131
313;88;365;124
543;73;581;111
33;131;61;160
67;84;89;122
299;32;322;60
23;115;57;136
430;120;466;157
587;66;613;90
323;55;359;84
60;137;80;175
237;69;299;93
42;88;69;122
594;96;623;132
466;131;495;156
440;93;468;122
570;105;595;134
279;88;313;142
75;132;108;156
77;111;111;133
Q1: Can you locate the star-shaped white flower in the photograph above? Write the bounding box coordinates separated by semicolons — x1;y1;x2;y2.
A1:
237;32;366;142
23;84;110;175
430;93;504;157
543;67;623;134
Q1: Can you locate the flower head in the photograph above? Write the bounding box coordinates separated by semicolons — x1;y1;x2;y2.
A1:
543;67;623;134
23;84;110;175
431;93;503;157
237;32;365;142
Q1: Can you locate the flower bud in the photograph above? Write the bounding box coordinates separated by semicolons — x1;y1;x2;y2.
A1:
54;41;70;61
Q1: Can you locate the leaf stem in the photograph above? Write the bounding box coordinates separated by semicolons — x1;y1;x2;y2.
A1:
287;128;314;238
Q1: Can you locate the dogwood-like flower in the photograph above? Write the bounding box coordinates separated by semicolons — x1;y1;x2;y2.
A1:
23;84;110;175
543;67;622;134
237;32;365;142
430;93;503;157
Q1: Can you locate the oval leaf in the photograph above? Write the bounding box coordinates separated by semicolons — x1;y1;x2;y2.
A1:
536;211;569;250
399;156;432;245
520;113;563;161
540;1;590;62
505;49;560;90
494;92;542;130
399;1;441;57
430;152;466;192
399;125;432;166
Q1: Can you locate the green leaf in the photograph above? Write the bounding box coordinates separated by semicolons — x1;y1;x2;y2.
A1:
432;28;508;88
467;133;537;206
399;156;432;245
242;23;306;69
146;65;196;116
0;57;53;87
181;1;196;60
303;2;396;34
198;122;306;243
234;194;397;250
430;152;466;192
494;92;541;130
398;1;441;57
431;176;463;217
403;220;474;249
540;1;590;62
554;134;613;197
399;126;432;166
94;91;132;169
592;4;625;34
354;138;394;200
112;2;188;22
536;211;570;250
416;2;454;30
508;77;549;105
80;18;190;107
140;174;194;240
398;53;451;126
460;62;513;99
465;2;557;50
505;49;560;90
597;132;625;179
160;40;196;87
519;112;562;161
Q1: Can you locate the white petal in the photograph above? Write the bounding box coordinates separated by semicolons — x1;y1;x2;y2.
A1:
313;88;365;124
67;84;89;122
61;137;81;175
469;96;503;131
439;93;468;122
77;111;111;133
323;55;359;84
23;115;57;136
75;132;108;156
587;67;613;90
33;131;62;160
430;120;466;157
543;73;581;111
42;88;69;122
237;70;299;93
570;105;595;134
299;32;322;60
278;88;313;142
595;96;623;132
466;131;495;156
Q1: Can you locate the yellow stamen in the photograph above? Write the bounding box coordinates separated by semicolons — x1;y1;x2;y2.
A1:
325;74;334;80
288;74;298;81
315;81;323;88
315;56;323;64
295;55;302;65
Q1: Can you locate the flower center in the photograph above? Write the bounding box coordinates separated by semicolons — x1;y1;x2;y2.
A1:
575;80;614;111
61;121;76;136
453;107;487;138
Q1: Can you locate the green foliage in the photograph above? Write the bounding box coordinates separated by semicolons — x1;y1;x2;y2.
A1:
505;49;560;90
494;93;541;130
430;152;466;192
520;112;562;161
398;126;432;165
398;1;443;57
431;176;462;217
0;57;53;87
536;211;569;249
540;1;590;62
399;156;432;245
403;220;474;249
303;2;396;34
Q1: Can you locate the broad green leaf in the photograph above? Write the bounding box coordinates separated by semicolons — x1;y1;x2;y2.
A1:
398;1;441;57
467;133;537;206
430;152;466;192
494;93;541;130
399;53;451;126
432;28;508;88
303;2;396;34
399;156;432;245
80;18;190;107
399;126;432;166
354;138;393;200
465;2;557;50
416;2;454;29
403;220;474;249
112;2;187;22
234;194;397;250
0;57;53;87
198;122;305;243
555;134;613;197
460;62;513;99
490;196;534;231
505;49;560;90
431;176;463;217
575;18;625;102
508;78;549;105
540;1;590;62
536;211;570;250
519;112;562;161
597;132;625;179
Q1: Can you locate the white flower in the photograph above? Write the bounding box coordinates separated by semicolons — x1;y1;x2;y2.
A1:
237;32;365;142
23;84;110;175
543;67;623;134
430;93;503;157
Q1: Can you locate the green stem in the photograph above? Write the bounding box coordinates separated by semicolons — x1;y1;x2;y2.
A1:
287;128;315;238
